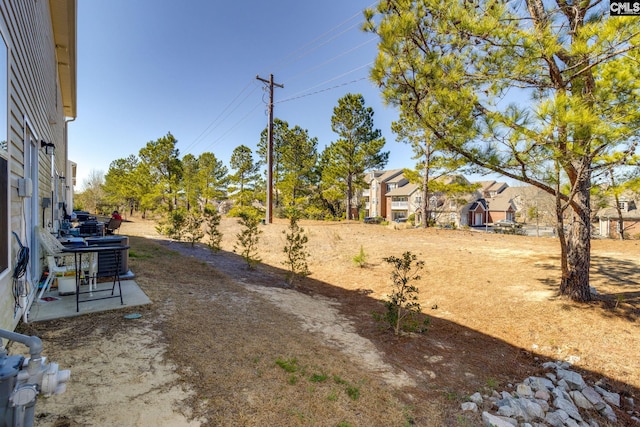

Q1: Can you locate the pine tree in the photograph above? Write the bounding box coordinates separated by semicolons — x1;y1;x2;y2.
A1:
365;1;640;301
282;211;310;286
234;209;262;269
323;94;388;220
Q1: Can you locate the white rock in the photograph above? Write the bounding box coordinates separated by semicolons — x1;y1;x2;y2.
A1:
516;383;534;398
554;397;583;422
535;389;550;401
529;376;554;391
582;386;606;410
470;392;483;405
599;403;618;423
545;409;569;427
595;385;620;407
570;390;593;410
557;369;587;390
461;402;477;412
482;411;517;427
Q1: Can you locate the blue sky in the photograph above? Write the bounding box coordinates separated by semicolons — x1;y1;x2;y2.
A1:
69;0;418;189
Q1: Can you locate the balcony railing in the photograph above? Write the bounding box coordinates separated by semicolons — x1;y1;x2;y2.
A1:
391;201;408;209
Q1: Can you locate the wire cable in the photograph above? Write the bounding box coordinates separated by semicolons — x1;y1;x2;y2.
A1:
278;62;373;103
261;5;373;76
11;232;29;312
182;79;259;154
284;37;377;86
277;77;369;104
11;232;29;280
188;2;379;155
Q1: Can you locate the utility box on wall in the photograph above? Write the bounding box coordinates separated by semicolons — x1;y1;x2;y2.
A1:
17;178;32;197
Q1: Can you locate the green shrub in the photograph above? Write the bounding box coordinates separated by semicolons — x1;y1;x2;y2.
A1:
156;208;187;240
352;246;367;268
183;210;205;247
234;209;263;269
282;211;310;286
203;205;223;252
377;251;430;335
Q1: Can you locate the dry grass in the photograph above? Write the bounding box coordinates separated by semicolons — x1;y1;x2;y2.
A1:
23;215;640;426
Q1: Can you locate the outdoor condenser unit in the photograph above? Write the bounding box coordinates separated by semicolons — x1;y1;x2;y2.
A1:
85;236;130;277
0;329;70;427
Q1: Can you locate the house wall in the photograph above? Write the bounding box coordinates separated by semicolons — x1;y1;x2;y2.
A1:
386;195;414;221
468;207;489;226
600;218;640;239
0;0;70;331
490;211;512;222
369;179;386;218
378;182;388;219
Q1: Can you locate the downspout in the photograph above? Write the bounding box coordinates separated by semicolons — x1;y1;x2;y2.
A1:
50;143;55;229
64;118;75;212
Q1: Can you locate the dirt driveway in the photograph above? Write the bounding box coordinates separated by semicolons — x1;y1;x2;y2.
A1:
19;216;640;426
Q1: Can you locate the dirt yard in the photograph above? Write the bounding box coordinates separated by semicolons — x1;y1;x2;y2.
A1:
16;216;640;426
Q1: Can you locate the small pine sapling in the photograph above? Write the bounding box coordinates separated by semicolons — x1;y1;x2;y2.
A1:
203;206;223;252
380;251;429;335
282;213;310;286
352;245;367;268
164;208;187;240
234;210;262;269
183;210;205;247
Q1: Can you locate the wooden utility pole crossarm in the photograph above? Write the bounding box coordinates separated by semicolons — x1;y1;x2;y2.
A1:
256;74;284;224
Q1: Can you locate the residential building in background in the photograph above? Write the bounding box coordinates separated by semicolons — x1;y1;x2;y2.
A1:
596;199;640;239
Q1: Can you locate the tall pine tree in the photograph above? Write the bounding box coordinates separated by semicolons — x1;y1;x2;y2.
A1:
365;1;640;301
323;93;388;220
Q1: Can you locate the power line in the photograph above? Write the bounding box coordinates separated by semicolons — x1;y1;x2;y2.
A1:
182;80;259;154
262;6;371;76
188;3;378;156
277;77;369;104
278;62;373;103
202;101;264;150
284;37;377;85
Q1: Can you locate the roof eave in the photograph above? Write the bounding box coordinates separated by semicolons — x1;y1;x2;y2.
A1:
50;0;77;118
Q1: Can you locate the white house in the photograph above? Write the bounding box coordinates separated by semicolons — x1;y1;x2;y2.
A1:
1;0;77;331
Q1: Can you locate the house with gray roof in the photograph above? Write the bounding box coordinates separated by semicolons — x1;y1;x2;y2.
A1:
595;199;640;239
362;169;403;219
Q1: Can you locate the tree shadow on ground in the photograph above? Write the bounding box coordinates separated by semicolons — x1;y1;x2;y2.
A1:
156;236;639;426
534;254;639;322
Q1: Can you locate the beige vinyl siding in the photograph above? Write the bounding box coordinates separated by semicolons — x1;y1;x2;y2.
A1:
0;0;70;330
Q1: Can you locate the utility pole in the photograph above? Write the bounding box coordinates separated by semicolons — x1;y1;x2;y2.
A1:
256;74;283;224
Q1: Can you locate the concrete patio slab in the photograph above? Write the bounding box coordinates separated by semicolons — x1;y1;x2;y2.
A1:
27;280;151;322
